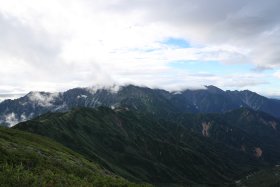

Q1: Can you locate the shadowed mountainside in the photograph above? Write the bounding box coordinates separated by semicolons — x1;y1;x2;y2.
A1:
1;85;280;126
15;107;280;185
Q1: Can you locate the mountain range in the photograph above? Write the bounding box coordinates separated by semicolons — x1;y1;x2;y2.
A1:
1;85;280;127
1;85;280;186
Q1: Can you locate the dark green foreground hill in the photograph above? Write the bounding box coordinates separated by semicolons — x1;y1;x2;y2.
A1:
15;107;280;186
0;127;146;187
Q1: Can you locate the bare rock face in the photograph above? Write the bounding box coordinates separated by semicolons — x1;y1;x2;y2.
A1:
255;147;263;158
270;121;277;130
202;122;211;137
260;118;278;130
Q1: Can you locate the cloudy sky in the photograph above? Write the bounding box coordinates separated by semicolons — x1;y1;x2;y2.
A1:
1;0;280;100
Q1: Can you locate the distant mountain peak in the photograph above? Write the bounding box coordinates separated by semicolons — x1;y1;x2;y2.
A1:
204;85;224;93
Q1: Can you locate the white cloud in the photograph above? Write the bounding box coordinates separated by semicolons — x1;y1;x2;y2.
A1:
274;71;280;79
27;92;59;107
4;113;19;126
0;0;280;95
2;112;28;127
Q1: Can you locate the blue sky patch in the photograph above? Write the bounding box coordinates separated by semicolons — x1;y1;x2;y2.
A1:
162;38;191;48
168;60;257;75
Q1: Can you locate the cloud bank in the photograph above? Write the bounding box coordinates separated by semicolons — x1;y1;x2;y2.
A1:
0;0;280;96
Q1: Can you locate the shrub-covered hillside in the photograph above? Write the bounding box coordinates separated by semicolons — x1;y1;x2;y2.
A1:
0;127;148;187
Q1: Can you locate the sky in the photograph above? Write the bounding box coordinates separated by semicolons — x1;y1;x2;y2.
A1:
1;0;280;100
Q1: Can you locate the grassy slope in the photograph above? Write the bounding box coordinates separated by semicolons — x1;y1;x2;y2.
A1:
236;166;280;187
15;107;264;186
0;127;148;187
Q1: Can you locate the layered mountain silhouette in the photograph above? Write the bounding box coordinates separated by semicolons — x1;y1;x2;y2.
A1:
1;85;280;127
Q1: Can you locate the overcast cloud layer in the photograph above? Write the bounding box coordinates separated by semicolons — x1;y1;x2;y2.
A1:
1;0;280;97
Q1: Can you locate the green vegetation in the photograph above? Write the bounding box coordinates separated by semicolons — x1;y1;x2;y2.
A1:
15;107;269;185
0;127;148;187
236;166;280;187
175;108;280;163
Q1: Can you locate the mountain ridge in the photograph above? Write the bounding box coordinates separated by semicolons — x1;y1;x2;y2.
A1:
14;106;280;185
1;85;280;126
